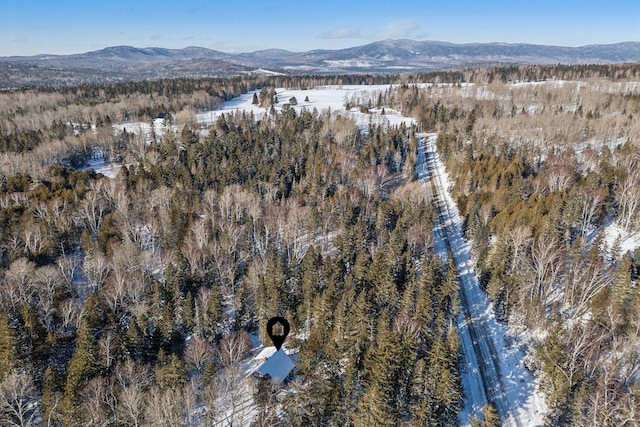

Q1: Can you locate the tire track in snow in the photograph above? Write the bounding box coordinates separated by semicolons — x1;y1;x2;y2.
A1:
418;133;520;427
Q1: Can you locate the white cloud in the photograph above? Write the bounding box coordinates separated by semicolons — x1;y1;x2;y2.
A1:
319;19;427;43
319;27;363;40
372;19;422;39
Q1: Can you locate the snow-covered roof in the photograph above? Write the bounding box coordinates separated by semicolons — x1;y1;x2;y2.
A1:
254;348;295;385
254;346;277;361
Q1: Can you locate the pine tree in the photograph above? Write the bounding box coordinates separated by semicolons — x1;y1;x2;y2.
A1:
409;358;436;425
156;352;188;390
367;248;398;313
353;385;393;426
125;317;146;361
427;332;463;424
207;283;223;326
361;314;402;422
41;366;64;427
257;251;289;340
611;253;632;328
0;313;18;379
62;319;101;425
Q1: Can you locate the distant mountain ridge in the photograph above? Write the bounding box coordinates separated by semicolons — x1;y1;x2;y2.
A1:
2;39;640;88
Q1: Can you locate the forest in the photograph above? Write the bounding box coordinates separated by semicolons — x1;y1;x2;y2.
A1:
0;63;639;426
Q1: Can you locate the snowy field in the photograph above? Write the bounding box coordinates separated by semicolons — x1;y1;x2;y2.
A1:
197;84;418;130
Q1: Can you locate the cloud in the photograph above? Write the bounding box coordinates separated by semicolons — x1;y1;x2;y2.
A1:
151;34;162;41
319;27;363;40
13;35;29;44
319;20;428;43
372;19;422;39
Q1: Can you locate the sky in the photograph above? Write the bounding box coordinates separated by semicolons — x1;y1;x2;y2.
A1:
1;0;639;57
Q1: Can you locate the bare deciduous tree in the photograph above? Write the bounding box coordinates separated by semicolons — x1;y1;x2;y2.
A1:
115;360;149;427
184;337;215;375
144;387;184;427
1;258;36;312
80;376;116;427
616;160;640;232
579;188;605;239
203;330;254;426
79;189;107;237
0;370;39;427
82;252;110;295
564;260;612;321
526;235;564;305
34;265;64;332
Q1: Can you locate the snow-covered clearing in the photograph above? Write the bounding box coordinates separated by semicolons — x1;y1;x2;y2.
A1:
79;147;123;178
112;117;169;140
197;84;418;130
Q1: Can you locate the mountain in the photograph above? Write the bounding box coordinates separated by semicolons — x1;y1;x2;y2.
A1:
4;45;231;67
2;40;640;88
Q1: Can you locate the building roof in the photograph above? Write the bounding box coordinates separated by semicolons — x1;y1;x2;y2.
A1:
254;346;277;361
254;348;295;385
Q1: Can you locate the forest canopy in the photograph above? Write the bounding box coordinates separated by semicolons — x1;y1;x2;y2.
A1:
0;63;639;426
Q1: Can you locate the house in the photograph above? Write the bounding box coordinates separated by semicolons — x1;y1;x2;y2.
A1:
250;347;295;390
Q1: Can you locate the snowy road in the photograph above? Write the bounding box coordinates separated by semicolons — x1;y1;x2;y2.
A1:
418;133;546;426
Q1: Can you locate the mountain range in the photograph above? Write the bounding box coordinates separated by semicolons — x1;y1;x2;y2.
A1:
2;39;640;88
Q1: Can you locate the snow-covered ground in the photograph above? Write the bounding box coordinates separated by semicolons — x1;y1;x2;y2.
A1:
113;117;170;143
604;222;640;257
197;85;418;131
419;134;547;426
79;150;123;178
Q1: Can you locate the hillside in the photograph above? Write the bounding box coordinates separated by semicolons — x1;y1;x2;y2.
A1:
2;39;640;87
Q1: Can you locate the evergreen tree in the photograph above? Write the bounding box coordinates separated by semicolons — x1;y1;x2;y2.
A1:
361;314;402;422
156;352;188;390
41;366;64;427
611;253;632;327
367;248;398;313
62;319;101;425
0;313;18;379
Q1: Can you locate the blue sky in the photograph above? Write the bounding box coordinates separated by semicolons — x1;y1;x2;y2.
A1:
1;0;639;56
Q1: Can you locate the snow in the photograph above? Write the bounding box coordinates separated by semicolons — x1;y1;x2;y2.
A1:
254;346;277;361
113;117;169;143
79;149;123;178
419;134;548;426
197;85;418;131
604;221;640;256
252;348;295;386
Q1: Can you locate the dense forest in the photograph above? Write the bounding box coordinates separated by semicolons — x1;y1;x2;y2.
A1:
0;63;639;426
